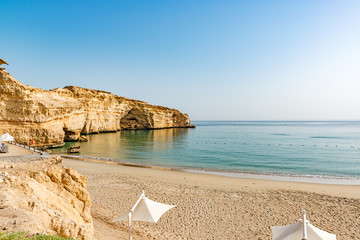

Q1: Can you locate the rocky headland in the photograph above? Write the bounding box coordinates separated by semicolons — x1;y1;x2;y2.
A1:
0;156;94;240
0;69;192;146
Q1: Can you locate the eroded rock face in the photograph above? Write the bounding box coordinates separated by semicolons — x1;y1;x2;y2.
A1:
0;69;191;145
0;156;94;240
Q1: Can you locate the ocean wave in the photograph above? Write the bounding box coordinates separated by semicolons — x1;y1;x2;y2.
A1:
310;136;342;139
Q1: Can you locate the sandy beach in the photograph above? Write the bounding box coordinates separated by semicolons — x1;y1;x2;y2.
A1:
61;157;360;240
0;143;38;156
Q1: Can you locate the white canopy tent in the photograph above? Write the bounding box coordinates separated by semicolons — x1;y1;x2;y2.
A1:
112;191;175;240
0;133;15;142
271;210;336;240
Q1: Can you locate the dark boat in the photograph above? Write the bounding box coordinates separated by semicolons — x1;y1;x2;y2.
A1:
67;146;80;154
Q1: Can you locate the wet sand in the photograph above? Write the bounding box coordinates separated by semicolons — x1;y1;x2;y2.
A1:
61;157;360;240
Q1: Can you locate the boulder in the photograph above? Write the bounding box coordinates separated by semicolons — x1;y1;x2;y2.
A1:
0;156;94;240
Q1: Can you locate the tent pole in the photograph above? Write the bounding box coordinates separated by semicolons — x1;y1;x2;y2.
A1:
128;191;145;240
128;212;132;240
302;210;307;240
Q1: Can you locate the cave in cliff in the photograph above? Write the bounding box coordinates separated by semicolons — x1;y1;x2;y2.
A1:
120;108;153;130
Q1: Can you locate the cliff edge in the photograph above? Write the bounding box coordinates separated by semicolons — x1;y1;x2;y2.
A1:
0;156;94;239
0;69;192;145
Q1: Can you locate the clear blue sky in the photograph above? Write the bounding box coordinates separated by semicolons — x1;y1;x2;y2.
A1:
1;0;360;121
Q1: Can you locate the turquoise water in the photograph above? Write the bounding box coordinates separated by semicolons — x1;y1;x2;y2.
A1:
53;121;360;180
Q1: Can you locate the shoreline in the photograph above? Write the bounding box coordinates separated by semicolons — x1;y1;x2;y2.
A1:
184;168;360;185
61;155;360;199
60;154;360;185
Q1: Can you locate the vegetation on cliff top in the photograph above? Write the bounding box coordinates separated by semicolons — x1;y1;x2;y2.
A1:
0;232;76;240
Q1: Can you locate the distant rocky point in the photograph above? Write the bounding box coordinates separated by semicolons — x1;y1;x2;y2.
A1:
0;62;193;146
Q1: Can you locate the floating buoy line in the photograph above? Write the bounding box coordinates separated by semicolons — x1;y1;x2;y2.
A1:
192;141;360;150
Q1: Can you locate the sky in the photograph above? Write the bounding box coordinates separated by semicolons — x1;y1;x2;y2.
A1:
1;0;360;121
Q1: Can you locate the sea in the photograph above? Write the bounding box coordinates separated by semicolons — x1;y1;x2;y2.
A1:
52;121;360;184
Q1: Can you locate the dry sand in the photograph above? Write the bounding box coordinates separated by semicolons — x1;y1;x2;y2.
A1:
61;157;360;240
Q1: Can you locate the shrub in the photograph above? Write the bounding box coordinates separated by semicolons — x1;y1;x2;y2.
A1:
0;232;77;240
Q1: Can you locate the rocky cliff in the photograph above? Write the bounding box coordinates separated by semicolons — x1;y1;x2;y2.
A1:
0;156;94;239
0;69;192;145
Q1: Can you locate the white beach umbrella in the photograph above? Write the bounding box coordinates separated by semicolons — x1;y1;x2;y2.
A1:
111;191;175;240
271;210;336;240
0;133;15;142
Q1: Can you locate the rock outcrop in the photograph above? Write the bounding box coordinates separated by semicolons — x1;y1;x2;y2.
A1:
0;58;8;70
0;156;94;239
0;69;192;145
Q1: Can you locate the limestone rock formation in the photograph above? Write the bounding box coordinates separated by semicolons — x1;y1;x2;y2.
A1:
0;156;94;239
0;69;192;145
